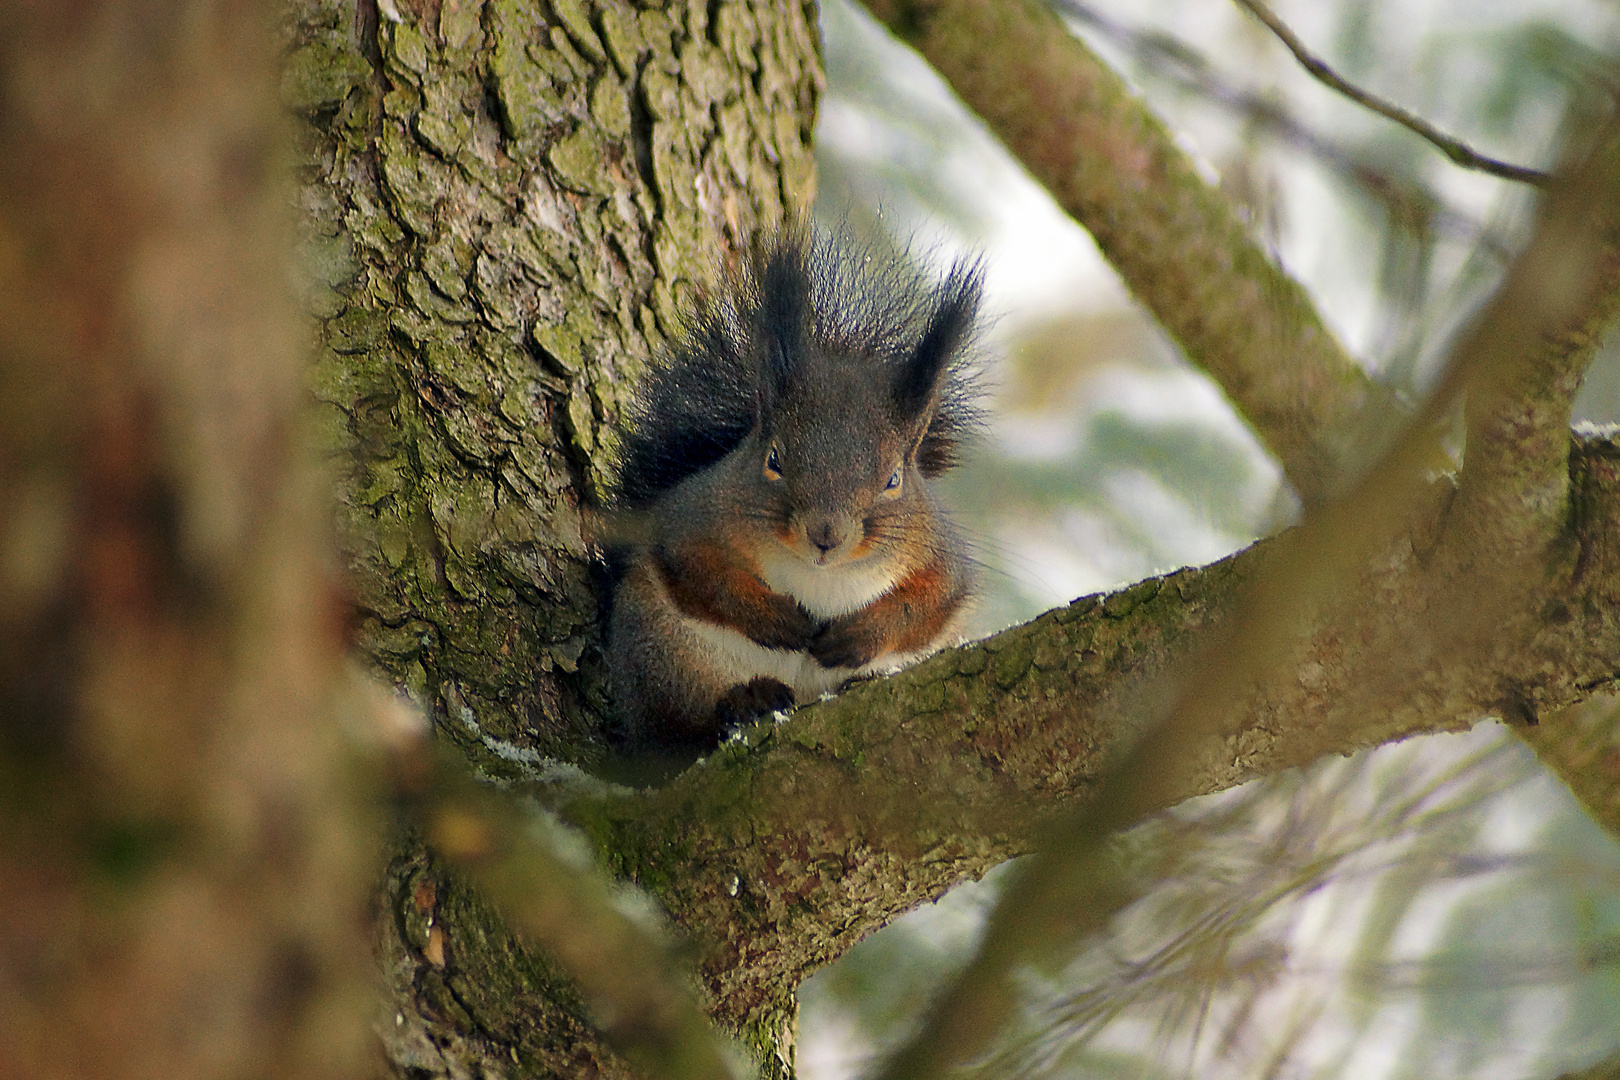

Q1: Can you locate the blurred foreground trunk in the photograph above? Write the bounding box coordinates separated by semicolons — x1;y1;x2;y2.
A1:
0;4;377;1078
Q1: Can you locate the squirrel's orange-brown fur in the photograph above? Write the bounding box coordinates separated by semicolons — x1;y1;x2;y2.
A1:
812;557;972;668
606;227;983;747
653;541;817;650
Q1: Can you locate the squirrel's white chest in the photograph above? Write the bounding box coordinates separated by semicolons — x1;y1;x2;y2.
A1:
754;547;900;619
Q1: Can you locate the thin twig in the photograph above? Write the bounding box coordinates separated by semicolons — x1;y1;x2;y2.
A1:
1047;0;1510;257
1232;0;1551;186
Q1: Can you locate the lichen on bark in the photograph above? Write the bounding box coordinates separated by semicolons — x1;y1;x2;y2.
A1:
291;0;821;774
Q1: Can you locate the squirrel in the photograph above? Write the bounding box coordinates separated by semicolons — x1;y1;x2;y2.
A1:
605;226;984;747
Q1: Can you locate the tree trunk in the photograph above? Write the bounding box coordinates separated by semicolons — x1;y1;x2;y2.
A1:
286;0;821;1073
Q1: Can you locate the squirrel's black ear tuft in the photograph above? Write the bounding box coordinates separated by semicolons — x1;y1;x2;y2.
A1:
907;260;984;477
752;228;816;404
895;260;982;422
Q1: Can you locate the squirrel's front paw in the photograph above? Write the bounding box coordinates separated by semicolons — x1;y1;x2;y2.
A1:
810;621;880;669
715;677;796;730
748;600;819;651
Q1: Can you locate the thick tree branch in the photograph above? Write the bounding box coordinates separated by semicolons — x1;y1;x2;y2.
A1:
565;435;1620;1036
861;0;1402;506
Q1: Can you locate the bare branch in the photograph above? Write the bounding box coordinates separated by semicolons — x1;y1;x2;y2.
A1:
1048;0;1510;258
1231;0;1552;185
861;0;1402;507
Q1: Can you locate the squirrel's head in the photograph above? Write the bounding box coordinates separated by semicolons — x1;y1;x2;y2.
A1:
611;227;984;546
743;234;982;570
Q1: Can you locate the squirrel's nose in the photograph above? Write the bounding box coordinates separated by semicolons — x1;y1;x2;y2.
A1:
808;521;846;555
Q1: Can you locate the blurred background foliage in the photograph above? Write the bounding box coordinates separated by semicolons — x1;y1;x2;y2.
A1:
802;0;1620;1076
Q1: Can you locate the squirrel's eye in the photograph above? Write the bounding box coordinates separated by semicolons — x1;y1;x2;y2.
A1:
885;467;903;491
764;445;782;480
